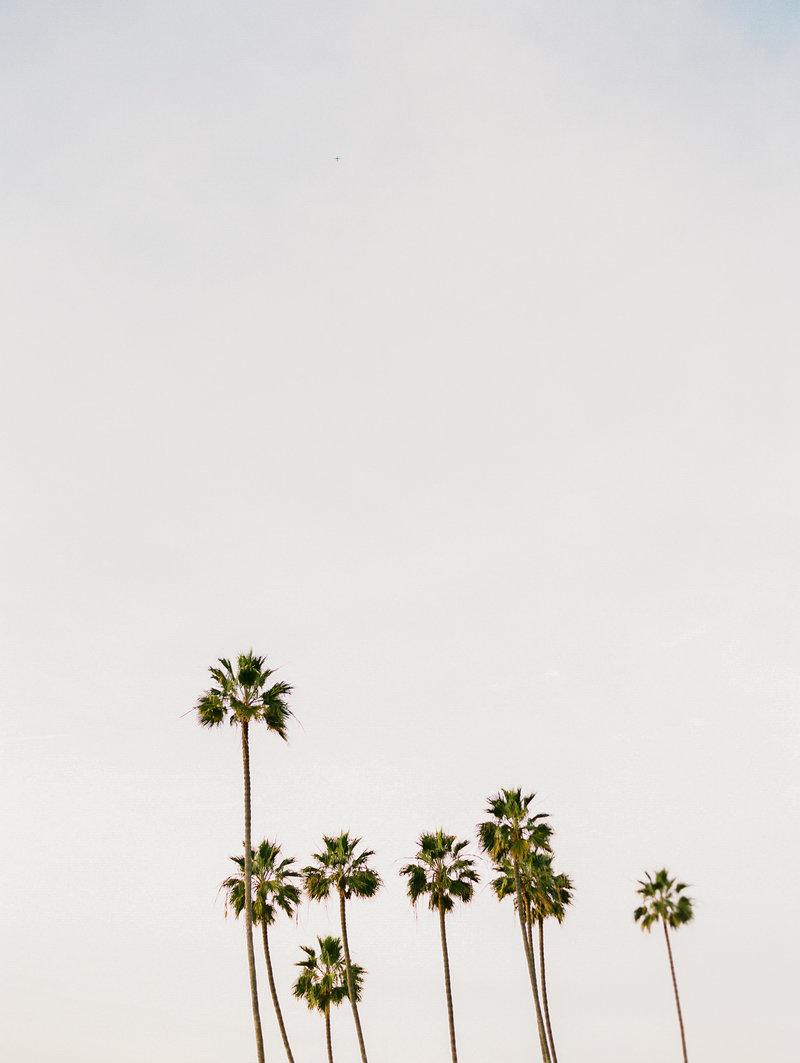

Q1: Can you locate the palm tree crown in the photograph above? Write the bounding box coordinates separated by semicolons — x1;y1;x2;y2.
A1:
491;851;572;923
304;832;382;901
196;652;292;736
222;840;301;926
293;936;364;1014
400;830;479;912
634;869;694;931
477;788;552;863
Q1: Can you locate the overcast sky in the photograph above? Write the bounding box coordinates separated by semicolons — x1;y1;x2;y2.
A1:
2;2;799;1061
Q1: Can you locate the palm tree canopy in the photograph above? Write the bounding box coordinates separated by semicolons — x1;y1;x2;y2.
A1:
196;652;293;737
221;839;301;926
477;788;552;864
492;851;574;922
303;832;382;902
293;936;365;1014
399;829;479;913
634;869;694;932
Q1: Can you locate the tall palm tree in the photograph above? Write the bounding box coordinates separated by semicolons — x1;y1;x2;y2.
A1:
400;830;479;1063
293;936;364;1063
196;652;293;1063
635;869;694;1063
303;833;381;1063
478;788;553;1063
532;865;572;1063
222;840;301;1063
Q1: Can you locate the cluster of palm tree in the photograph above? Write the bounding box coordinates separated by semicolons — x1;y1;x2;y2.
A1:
195;652;695;1063
220;830;376;1063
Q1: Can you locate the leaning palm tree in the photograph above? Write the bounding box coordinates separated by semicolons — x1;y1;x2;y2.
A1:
400;830;478;1063
491;850;571;1063
303;833;381;1063
222;840;301;1063
293;936;364;1063
529;858;573;1063
196;652;293;1063
635;869;694;1063
478;788;553;1063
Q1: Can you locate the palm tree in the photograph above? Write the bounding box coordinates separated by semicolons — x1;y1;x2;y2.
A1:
490;851;571;1063
478;788;553;1063
635;869;694;1063
303;833;381;1063
222;840;301;1063
400;830;479;1063
293;936;364;1063
196;652;293;1063
532;865;572;1063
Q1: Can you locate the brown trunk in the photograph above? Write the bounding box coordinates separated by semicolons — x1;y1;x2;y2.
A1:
339;889;369;1063
325;1006;334;1063
439;900;458;1063
538;916;558;1063
261;922;295;1063
513;861;551;1063
241;721;265;1063
663;921;689;1063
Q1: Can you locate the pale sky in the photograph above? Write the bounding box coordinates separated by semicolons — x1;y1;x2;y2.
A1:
1;3;798;1062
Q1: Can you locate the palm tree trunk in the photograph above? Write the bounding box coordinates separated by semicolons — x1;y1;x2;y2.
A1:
438;900;459;1063
339;889;369;1063
513;861;551;1063
241;721;265;1063
538;916;558;1063
663;921;689;1063
325;1006;334;1063
261;922;295;1063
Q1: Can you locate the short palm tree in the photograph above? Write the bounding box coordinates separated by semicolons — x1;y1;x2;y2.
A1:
293;936;364;1063
196;652;293;1063
303;833;381;1063
400;830;479;1063
478;788;553;1063
635;869;694;1063
222;840;301;1063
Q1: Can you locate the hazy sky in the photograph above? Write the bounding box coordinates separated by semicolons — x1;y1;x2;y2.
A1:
2;3;798;1061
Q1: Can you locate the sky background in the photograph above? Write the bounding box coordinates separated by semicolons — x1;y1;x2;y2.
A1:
2;2;799;1061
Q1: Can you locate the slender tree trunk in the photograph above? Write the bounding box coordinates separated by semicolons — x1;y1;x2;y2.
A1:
438;900;459;1063
538;916;558;1063
241;721;266;1063
663;921;689;1063
261;922;295;1063
513;862;551;1063
339;889;369;1063
325;1006;334;1063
